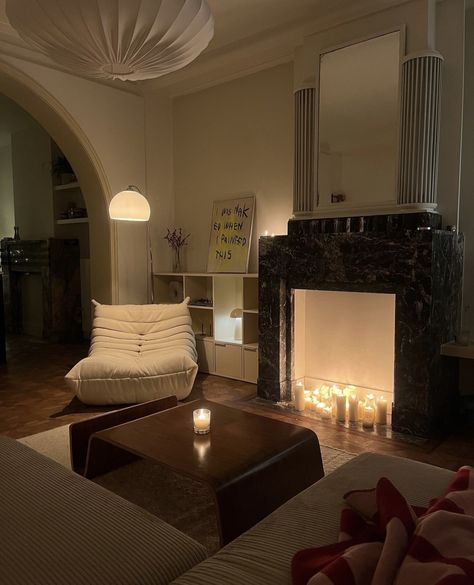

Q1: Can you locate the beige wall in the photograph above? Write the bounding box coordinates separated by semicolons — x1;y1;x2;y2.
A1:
173;63;294;273
460;7;474;337
144;94;175;273
436;0;465;228
11;123;54;240
0;142;14;238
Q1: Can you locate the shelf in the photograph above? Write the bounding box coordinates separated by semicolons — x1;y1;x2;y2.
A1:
243;308;258;314
56;218;89;225
243;342;258;349
54;182;80;191
189;304;213;310
195;334;214;341
441;342;474;359
215;338;242;346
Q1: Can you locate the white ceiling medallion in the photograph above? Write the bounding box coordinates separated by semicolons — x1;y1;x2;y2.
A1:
5;0;214;82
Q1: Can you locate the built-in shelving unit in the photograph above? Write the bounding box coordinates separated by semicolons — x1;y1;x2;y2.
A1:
51;141;91;336
154;272;259;383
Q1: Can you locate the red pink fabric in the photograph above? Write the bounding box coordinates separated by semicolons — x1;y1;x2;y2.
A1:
292;466;474;585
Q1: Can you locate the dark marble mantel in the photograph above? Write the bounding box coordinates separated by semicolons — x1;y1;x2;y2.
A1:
258;213;463;437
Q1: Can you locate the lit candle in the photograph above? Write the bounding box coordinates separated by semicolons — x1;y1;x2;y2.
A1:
366;393;375;408
336;393;346;422
375;396;388;425
316;401;326;415
358;400;365;421
193;408;211;434
348;394;358;422
294;383;305;412
320;384;330;400
321;405;332;420
362;406;375;430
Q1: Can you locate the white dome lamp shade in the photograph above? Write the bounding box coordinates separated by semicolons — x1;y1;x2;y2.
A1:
5;0;214;82
109;187;150;222
109;186;154;302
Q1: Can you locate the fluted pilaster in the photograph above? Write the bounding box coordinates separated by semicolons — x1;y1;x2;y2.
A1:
293;86;316;213
398;51;443;206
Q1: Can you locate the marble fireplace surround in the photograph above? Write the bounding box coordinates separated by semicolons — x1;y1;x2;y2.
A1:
258;212;464;437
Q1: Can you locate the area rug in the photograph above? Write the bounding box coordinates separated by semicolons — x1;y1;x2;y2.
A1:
19;425;356;554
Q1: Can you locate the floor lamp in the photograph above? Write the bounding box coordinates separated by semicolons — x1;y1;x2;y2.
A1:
109;186;154;303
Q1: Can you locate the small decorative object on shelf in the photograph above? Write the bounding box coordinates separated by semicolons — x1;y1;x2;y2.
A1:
193;408;211;434
164;227;190;272
190;298;213;307
230;307;243;341
51;155;76;185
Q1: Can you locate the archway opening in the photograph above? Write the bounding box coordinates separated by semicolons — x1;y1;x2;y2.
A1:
0;61;115;315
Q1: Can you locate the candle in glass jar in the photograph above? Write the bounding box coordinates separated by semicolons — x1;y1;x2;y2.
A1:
348;394;358;422
366;393;375;408
358;400;365;421
294;383;305;411
362;406;375;429
193;408;211;434
336;393;346;422
375;396;388;425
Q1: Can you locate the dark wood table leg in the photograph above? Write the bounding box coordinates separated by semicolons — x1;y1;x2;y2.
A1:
69;395;178;474
214;432;324;545
84;436;139;479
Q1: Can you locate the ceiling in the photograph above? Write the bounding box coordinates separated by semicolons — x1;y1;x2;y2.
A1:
0;0;411;94
0;1;362;51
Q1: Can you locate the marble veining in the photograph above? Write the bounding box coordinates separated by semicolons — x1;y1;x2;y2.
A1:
258;213;463;437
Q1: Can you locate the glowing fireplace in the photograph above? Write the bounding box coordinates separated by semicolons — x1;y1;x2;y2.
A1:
293;289;395;428
258;212;463;437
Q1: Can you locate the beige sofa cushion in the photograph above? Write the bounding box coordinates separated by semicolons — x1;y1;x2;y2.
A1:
0;436;207;585
66;299;198;404
171;453;454;585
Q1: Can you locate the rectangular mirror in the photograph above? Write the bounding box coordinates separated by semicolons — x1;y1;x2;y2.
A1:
317;31;401;210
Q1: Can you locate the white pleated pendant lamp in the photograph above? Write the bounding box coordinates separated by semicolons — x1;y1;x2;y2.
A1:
6;0;214;81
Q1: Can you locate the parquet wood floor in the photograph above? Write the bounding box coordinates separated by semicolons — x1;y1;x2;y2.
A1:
1;335;473;471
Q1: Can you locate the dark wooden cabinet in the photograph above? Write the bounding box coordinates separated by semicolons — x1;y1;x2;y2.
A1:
1;238;82;342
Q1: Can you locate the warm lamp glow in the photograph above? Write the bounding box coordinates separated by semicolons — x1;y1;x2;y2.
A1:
109;188;150;222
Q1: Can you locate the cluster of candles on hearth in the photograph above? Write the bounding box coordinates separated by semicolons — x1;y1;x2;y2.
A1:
293;382;388;428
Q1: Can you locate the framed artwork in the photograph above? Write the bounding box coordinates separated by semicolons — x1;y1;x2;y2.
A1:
206;195;255;273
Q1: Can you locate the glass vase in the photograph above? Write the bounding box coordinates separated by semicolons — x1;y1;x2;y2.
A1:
172;248;182;273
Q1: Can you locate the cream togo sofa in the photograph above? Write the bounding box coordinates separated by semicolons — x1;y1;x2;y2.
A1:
66;299;198;405
0;436;454;585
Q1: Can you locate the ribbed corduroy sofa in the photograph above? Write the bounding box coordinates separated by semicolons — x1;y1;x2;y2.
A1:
0;437;454;585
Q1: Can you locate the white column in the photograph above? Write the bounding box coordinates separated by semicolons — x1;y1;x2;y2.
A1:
293;86;316;213
398;51;444;207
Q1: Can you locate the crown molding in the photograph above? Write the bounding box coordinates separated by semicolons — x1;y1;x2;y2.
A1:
140;0;414;97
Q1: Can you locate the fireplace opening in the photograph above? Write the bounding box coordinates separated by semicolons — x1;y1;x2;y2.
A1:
292;289;395;431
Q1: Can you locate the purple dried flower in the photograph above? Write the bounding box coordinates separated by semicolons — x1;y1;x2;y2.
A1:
164;228;190;251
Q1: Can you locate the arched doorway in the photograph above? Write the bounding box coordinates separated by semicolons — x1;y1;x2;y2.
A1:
0;61;116;304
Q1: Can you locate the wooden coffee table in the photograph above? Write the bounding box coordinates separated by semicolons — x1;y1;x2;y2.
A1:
72;398;324;545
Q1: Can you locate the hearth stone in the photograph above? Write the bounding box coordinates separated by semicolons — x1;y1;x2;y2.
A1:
258;214;463;437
